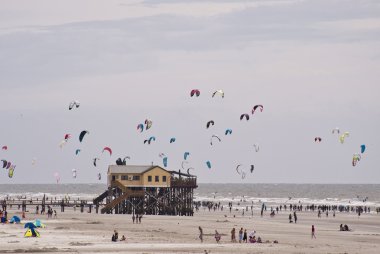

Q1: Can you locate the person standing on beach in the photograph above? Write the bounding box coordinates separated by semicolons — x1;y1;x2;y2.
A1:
138;214;142;223
243;229;247;243
311;225;316;239
231;228;236;242
214;230;221;243
239;228;243;243
294;211;297;224
199;226;204;243
132;214;135;224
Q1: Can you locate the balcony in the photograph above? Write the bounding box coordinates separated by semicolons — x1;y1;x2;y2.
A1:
170;177;197;188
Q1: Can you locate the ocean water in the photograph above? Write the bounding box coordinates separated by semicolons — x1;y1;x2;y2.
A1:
1;184;379;208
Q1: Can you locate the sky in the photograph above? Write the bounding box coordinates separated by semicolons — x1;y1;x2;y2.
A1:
0;0;379;184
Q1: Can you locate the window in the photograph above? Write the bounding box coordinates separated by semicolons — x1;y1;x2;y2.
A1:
148;176;152;182
121;175;128;180
162;176;167;182
132;175;140;181
155;176;159;182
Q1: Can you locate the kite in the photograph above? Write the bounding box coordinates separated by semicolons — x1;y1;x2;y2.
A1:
236;164;243;175
206;121;215;129
360;144;366;154
69;100;80;110
212;90;224;98
225;129;232;135
8;165;15;178
75;149;81;155
163;157;168;167
187;167;195;175
206;161;212;169
190;89;200;97
2;146;8;150
79;130;89;142
210;135;221;146
72;169;77;179
145;119;153;130
240;114;249;121
137;124;144;133
352;153;361;167
332;127;340;134
314;137;322;143
184;152;190;160
123;156;130;164
102;147;112;156
116;158;123;165
93;158;100;167
252;105;263;114
181;161;189;170
64;134;71;141
254;144;260;152
339;132;350;144
170;138;176;143
59;140;67;149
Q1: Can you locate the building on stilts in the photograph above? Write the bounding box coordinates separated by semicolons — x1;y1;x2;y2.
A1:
94;165;197;216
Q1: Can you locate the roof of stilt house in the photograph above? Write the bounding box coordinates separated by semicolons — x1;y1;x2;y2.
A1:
108;165;168;174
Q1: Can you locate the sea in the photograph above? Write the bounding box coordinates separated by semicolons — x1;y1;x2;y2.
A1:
1;184;379;209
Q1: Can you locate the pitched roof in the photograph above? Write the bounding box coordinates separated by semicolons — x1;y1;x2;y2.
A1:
108;165;168;174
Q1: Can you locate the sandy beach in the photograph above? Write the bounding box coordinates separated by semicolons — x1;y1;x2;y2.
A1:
1;206;380;254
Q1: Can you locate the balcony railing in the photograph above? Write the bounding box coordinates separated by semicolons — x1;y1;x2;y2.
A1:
170;177;197;188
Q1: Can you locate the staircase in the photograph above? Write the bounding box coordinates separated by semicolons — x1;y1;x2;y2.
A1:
100;189;145;214
101;191;129;214
93;190;108;204
111;180;127;192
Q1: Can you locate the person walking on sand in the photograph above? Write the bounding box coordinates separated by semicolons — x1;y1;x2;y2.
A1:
231;228;236;242
138;214;142;223
311;225;316;239
132;214;135;224
294;211;297;224
199;226;204;243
